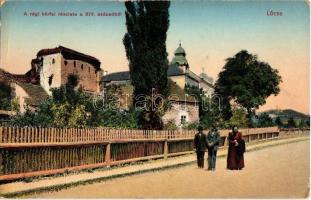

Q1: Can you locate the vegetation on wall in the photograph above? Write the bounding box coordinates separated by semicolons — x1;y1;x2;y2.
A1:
185;85;223;129
0;81;13;110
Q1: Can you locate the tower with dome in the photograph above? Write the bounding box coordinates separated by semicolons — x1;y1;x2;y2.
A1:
103;43;215;126
168;42;214;96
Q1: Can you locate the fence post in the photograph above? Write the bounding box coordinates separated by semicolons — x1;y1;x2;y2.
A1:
105;143;111;165
0;126;2;143
164;140;168;159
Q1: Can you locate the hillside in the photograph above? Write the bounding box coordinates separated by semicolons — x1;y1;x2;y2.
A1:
260;109;310;122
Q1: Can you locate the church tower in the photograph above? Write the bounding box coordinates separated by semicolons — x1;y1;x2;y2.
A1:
170;42;189;70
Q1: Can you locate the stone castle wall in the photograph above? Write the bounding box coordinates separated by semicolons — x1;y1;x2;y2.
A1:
39;53;102;95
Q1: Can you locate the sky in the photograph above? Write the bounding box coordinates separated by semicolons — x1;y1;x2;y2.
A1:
0;0;309;114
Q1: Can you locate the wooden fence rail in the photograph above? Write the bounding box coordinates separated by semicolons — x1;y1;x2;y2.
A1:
0;126;279;143
0;126;308;182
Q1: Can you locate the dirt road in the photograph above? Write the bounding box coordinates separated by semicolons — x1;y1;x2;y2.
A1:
25;140;310;198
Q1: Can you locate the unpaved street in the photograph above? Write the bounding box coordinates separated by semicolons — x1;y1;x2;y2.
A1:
26;140;310;198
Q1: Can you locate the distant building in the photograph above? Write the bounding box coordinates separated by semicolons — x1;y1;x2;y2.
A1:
0;68;49;113
162;82;200;126
102;43;214;126
103;43;214;96
169;43;214;96
105;81;200;127
0;46;103;113
32;46;103;95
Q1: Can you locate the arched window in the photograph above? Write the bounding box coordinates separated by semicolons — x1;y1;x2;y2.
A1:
81;64;84;70
64;60;68;66
74;61;76;67
52;58;55;64
48;74;54;86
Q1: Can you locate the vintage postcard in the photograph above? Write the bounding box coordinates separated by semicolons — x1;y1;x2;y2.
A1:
0;0;310;198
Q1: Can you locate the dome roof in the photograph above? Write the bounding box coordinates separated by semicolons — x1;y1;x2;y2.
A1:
171;56;188;66
174;43;186;55
170;43;188;67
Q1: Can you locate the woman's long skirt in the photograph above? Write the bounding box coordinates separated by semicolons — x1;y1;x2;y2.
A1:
227;146;244;170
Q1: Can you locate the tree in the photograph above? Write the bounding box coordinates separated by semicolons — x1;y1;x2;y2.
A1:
215;50;282;124
257;113;274;127
0;81;12;110
306;120;310;127
274;116;283;127
185;85;223;129
11;74;140;129
286;117;297;128
227;106;248;128
123;1;170;129
298;119;308;129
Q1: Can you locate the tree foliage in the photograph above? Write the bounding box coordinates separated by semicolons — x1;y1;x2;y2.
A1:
257;113;274;127
297;119;308;128
274;116;283;127
123;1;170;129
286;117;297;128
10;74;139;128
0;81;12;110
227;106;248;128
185;85;223;129
215;50;282;122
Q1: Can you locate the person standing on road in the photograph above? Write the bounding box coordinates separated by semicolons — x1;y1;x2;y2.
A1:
206;125;221;171
227;125;245;170
194;125;207;168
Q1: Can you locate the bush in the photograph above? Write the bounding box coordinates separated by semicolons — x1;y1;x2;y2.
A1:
257;113;274;127
184;121;200;130
0;81;12;110
163;120;178;130
227;106;248;128
97;108;140;129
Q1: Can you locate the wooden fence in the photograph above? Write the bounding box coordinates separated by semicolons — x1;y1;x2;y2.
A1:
0;126;305;182
0;126;279;143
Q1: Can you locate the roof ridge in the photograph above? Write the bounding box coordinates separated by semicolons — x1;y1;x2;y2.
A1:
36;46;101;70
57;45;100;62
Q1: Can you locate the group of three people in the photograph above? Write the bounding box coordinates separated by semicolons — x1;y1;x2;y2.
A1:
194;125;245;170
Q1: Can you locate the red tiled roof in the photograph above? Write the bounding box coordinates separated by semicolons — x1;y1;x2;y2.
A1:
0;68;48;107
16;82;49;106
0;68;29;83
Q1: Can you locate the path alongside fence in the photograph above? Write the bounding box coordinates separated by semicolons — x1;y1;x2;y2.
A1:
0;136;309;198
0;126;308;181
30;139;310;198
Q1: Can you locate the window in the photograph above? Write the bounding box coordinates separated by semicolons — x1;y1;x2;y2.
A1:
88;67;90;73
81;64;83;70
48;74;54;86
64;60;68;66
180;115;187;124
74;61;76;67
52;58;55;64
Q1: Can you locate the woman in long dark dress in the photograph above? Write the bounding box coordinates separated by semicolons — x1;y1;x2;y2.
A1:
227;126;245;170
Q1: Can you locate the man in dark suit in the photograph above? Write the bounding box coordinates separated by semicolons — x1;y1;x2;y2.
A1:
206;125;221;171
194;125;207;168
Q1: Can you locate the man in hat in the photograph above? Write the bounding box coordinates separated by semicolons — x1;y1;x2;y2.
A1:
193;125;207;168
206;124;221;171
